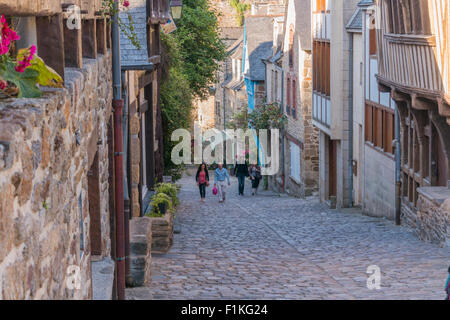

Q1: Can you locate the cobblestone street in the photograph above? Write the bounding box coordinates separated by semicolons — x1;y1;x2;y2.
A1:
127;174;449;300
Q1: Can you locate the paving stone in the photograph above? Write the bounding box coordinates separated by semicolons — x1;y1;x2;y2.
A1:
127;175;450;300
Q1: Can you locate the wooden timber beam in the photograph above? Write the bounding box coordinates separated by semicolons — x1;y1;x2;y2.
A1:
36;14;66;81
96;18;107;55
411;94;432;111
0;0;62;16
63;18;83;68
82;19;97;59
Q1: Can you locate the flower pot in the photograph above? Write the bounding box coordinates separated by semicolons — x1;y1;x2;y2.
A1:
158;202;167;215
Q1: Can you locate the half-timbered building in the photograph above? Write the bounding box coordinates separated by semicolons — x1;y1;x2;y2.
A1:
376;0;450;245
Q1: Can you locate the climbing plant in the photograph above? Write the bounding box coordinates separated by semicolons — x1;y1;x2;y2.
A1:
229;0;250;27
248;103;287;130
227;107;249;130
101;0;141;49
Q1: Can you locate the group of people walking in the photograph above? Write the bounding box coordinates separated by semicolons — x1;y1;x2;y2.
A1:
195;162;261;203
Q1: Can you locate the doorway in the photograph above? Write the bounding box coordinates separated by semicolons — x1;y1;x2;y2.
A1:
328;139;337;199
88;150;102;256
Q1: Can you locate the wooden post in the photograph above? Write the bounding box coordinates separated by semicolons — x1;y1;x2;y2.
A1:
82;19;97;59
36;15;65;80
96;18;107;55
64;18;83;68
106;19;111;49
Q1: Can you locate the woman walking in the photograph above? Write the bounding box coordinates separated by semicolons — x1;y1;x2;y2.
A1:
249;164;262;196
196;163;209;202
214;163;230;203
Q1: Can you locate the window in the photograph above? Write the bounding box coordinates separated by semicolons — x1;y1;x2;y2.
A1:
313;40;330;96
365;102;395;154
286;77;291;115
290;142;301;182
384;0;431;35
289;26;294;68
315;0;327;12
369;16;377;55
215;102;220;115
275;70;279;102
292;79;297;119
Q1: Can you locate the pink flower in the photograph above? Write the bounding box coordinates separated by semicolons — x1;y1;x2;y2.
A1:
123;0;130;7
0;80;7;90
15;45;36;73
0;15;20;55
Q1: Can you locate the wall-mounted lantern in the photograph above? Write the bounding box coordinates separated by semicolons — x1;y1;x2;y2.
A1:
170;0;183;20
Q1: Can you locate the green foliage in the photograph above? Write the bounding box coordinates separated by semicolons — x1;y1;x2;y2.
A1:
173;0;226;99
147;193;173;217
248;103;287;130
17;49;63;88
227;107;249;130
160;36;194;175
155;182;180;207
101;0;141;49
0;60;41;98
165;165;185;182
229;0;250;26
160;0;225;174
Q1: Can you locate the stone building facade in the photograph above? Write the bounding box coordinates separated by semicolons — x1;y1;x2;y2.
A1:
0;0;170;300
267;0;319;197
312;0;360;208
0;52;113;300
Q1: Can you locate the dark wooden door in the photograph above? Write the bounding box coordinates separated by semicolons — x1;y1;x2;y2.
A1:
144;84;155;190
329;139;337;197
435;131;448;187
88;151;102;256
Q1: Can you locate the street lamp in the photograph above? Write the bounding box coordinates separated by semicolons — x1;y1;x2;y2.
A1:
170;0;183;20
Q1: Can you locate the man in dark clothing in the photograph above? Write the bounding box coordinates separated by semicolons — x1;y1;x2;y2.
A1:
233;162;249;196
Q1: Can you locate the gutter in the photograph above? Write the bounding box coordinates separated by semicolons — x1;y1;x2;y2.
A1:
395;108;401;225
111;0;125;300
348;32;354;207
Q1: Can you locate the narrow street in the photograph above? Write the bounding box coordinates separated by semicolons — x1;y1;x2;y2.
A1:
127;173;449;300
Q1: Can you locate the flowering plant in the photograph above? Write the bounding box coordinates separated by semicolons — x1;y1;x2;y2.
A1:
102;0;141;50
0;16;63;98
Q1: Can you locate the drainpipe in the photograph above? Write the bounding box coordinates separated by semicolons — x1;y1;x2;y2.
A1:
111;0;125;300
121;70;131;286
348;34;354;208
223;62;227;165
395;107;401;225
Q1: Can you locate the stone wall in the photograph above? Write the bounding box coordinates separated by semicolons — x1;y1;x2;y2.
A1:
363;146;396;220
410;187;450;247
129;217;152;286
151;211;174;254
0;54;113;299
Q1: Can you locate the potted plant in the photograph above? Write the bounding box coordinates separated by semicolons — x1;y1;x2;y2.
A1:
0;16;63;99
148;192;172;217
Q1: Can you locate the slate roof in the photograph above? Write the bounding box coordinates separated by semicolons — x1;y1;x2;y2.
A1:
225;79;245;90
220;27;244;41
244;16;275;81
266;48;283;64
228;35;244;59
119;0;151;67
346;8;363;32
358;0;374;7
